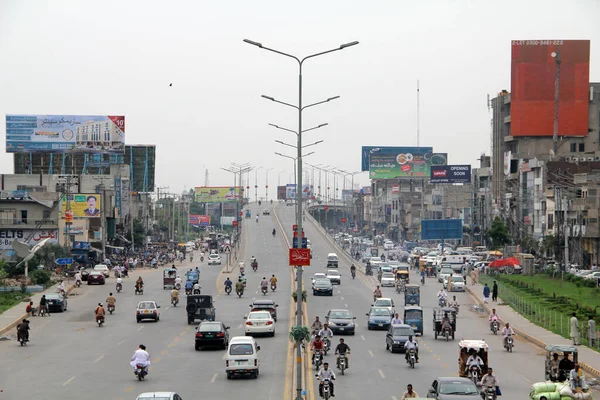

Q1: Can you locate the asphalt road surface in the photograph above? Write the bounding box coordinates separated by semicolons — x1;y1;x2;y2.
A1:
0;203;292;400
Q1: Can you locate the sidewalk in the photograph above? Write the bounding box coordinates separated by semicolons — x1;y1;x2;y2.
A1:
466;280;600;379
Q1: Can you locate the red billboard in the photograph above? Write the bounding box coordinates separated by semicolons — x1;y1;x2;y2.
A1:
289;248;311;266
510;40;590;137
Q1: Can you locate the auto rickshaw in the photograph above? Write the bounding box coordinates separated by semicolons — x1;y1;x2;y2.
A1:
395;265;410;284
245;210;251;218
404;306;423;335
162;267;177;289
458;340;489;381
404;283;420;306
185;269;200;285
433;307;456;340
544;344;578;382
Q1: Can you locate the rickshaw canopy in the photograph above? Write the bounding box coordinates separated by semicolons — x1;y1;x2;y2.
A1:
544;344;578;354
459;339;489;352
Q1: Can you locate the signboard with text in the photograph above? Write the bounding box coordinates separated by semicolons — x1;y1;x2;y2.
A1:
364;146;448;179
430;165;472;184
61;194;102;218
0;229;59;252
194;187;240;203
289;248;311;266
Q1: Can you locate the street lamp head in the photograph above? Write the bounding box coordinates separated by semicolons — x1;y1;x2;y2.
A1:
243;39;263;48
318;123;329;128
327;96;340;102
303;151;315;158
340;41;359;49
261;95;275;101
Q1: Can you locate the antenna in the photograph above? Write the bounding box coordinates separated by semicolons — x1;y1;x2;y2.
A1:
417;80;420;148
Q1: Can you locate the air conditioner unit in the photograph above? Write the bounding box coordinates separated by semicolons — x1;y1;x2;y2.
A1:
588;157;595;162
565;156;572;162
595;156;600;161
573;157;581;162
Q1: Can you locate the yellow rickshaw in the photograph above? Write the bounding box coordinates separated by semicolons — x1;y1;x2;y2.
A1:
458;339;489;383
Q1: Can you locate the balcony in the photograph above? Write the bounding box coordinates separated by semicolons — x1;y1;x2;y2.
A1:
0;218;58;228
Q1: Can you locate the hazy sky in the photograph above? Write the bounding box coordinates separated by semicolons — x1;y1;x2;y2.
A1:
1;0;598;198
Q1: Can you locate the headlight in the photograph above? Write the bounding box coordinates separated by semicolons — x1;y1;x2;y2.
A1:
394;341;400;344
329;322;337;326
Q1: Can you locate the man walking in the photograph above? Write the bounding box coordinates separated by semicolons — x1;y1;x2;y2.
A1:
587;315;596;347
570;312;580;346
492;281;498;302
483;283;491;304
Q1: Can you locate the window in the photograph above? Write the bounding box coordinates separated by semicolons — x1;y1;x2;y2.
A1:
579;143;585;152
20;210;28;224
43;209;51;219
570;143;577;152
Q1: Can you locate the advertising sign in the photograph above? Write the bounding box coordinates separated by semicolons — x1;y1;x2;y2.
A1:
342;190;355;202
277;186;286;200
64;224;85;235
504;151;512;177
430;165;472;184
301;184;312;198
0;229;58;251
511;40;590;137
189;215;211;226
364;146;448;179
61;194;102;218
220;216;235;226
6;115;125;153
194;187;240;203
289;248;311;266
421;219;463;240
114;176;122;218
73;241;91;250
286;184;297;200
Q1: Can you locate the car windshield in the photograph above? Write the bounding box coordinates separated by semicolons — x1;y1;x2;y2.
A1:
329;311;352;319
229;343;254;355
375;300;392;306
382;273;394;278
315;280;331;286
439;381;479;395
371;308;391;316
441;268;453;274
94;266;106;270
138;302;156;309
327;271;340;276
405;310;421;319
46;294;61;300
392;327;414;336
452;276;464;282
249;312;270;319
138;397;170;400
313;274;326;279
199;323;222;332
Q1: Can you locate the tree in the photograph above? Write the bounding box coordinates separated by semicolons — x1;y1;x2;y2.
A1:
487;217;511;249
126;218;147;248
29;244;71;268
519;235;539;255
540;234;556;258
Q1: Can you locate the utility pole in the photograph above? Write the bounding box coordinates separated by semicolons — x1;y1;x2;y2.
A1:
564;194;569;271
552;50;561;156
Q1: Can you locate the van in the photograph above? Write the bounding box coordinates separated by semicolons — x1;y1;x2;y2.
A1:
326;253;339;268
225;336;261;379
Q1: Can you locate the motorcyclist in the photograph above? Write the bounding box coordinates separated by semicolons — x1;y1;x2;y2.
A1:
193;282;201;294
235;279;244;295
136;277;144;292
489;309;500;331
377;268;383;282
441;312;452;333
240;273;247;286
74;271;82;286
269;274;277;289
404;336;419;363
319;323;334;342
95;303;105;323
373;285;382;301
185;279;193;294
350;264;356;278
316;362;336;397
466;349;484;375
437;288;448;305
311;335;325;363
256;214;259;222
57;280;66;297
272;228;276;236
260;277;269;291
39;295;49;316
106;293;116;311
130;344;151;375
116;276;123;291
334;338;351;369
479;367;499;399
501;323;515;348
170;288;179;303
174;275;183;289
311;316;323;336
449;295;460;310
239;262;245;275
224;277;233;291
16;319;30;343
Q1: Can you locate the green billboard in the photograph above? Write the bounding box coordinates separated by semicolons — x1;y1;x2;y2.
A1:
367;147;447;179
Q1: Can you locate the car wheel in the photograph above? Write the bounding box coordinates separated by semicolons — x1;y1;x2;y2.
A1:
88;282;91;285
313;291;317;295
271;332;275;337
386;342;389;351
195;344;201;351
367;326;372;330
137;319;141;323
226;373;232;380
156;316;160;322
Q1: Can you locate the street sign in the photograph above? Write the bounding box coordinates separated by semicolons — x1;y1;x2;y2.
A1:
55;258;73;265
222;245;231;254
292;237;308;249
289;248;311;266
341;218;347;223
293;224;298;232
232;221;238;227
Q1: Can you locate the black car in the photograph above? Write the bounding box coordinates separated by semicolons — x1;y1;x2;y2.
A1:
426;377;480;399
366;307;393;330
45;293;68;312
186;295;216;325
385;324;415;353
195;321;230;350
313;279;333;296
249;299;278;321
325;309;356;335
262;209;270;215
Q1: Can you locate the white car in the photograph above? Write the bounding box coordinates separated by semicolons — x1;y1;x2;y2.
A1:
136;301;160;322
438;267;453;283
94;264;110;278
244;311;275;337
136;393;183;400
373;297;395;314
312;273;327;286
585;271;600;280
326;270;341;285
380;266;393;274
380;272;395;287
383;241;395;250
226;336;260;379
449;275;466;291
208;254;222;265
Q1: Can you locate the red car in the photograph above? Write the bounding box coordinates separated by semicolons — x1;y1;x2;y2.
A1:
87;271;106;285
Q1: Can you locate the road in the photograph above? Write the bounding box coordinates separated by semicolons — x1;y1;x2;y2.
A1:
275;205;556;400
0;203;292;400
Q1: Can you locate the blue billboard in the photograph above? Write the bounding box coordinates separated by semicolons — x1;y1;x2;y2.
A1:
430;165;472;184
421;219;463;240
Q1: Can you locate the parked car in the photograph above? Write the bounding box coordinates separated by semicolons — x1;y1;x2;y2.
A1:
325;309;356;335
87;271;106;285
249;299;278;321
313;279;333;296
195;321;230;350
225;336;261;379
45;293;68;312
244;311;275;337
136;301;160;322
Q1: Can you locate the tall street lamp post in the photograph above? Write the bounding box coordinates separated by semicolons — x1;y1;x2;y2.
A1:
254;166;263;203
266;168;274;202
275;152;315;221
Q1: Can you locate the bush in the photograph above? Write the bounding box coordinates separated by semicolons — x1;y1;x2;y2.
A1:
30;270;51;286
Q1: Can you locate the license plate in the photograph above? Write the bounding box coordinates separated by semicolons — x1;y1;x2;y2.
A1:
144;310;149;313
378;323;383;327
339;327;344;331
237;361;246;366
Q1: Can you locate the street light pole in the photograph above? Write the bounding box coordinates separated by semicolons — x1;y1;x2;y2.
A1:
266;168;274;202
245;39;358;400
255;166;263;203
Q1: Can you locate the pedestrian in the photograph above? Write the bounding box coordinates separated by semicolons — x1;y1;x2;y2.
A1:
483;283;490;303
570;312;580;345
492;281;498;302
588;315;597;347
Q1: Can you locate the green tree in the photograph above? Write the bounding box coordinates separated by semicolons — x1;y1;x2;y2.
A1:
29;244;71;268
126;218;147;248
487;216;511;249
540;234;556;258
519;235;539;255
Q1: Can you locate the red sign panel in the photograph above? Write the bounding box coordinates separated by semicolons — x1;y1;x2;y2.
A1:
289;248;311;266
511;40;590;137
341;218;347;223
232;220;238;226
293;224;298;232
324;206;329;211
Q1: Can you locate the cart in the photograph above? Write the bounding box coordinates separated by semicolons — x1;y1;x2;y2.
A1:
544;344;578;382
433;307;456;340
163;267;177;289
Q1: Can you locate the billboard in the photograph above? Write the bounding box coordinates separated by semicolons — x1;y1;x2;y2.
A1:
61;194;102;218
286;184;296;200
194;187;240;203
365;146;448;179
6;115;125;153
421;219;463;240
430;165;472;184
189;215;210;226
0;229;59;253
277;186;286;200
511;40;590;137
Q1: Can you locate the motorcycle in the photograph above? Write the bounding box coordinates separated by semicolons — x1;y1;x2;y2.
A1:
200;256;204;262
483;386;497;400
175;283;181;291
491;320;499;335
135;285;144;295
313;351;323;369
171;296;179;307
75;280;82;288
252;262;258;272
135;364;148;381
504;334;514;352
407;348;416;369
421;275;425;285
438;297;447;307
443;325;451;341
225;285;232;295
185;287;192;296
323;338;331;355
337;354;348;375
193;288;201;295
39;305;48;317
17;331;29;346
319;378;333;400
96;315;105;327
373;292;381;302
262;286;268;296
236;288;244;298
351;270;356;280
116;282;122;293
107;304;115;315
271;283;276;292
468;366;481;385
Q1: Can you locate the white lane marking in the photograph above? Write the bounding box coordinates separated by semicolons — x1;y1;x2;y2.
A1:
238;324;243;329
63;376;76;386
165;306;170;310
368;350;374;357
392;397;398;400
378;369;385;379
94;355;104;363
137;326;144;331
340;296;344;300
361;335;366;341
210;373;218;383
344;304;348;307
118;339;126;345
